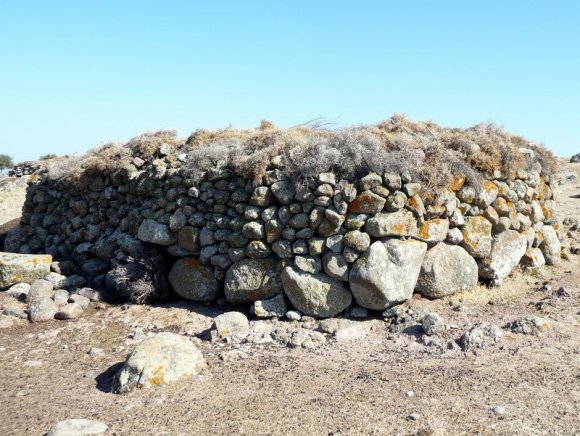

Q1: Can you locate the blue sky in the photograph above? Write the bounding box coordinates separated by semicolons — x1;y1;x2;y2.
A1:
1;1;579;163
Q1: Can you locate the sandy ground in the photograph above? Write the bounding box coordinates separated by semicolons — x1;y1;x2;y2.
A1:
0;163;579;435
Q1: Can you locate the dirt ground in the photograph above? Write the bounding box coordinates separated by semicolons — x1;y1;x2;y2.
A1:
0;163;579;436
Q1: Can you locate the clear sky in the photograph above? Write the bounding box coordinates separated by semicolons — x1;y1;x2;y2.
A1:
1;1;579;163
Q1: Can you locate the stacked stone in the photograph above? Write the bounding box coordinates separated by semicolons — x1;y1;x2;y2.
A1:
8;161;47;178
10;144;562;318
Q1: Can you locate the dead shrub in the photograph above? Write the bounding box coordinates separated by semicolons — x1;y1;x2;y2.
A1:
108;253;172;304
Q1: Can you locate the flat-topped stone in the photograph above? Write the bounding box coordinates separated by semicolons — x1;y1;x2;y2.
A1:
0;252;52;290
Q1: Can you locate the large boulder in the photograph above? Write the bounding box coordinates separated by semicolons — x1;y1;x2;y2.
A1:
0;252;52;290
349;239;427;310
168;257;221;301
416;243;478;298
224;258;282;305
460;216;492;258
281;266;352;317
137;219;177;245
112;332;206;393
538;225;561;265
478;230;528;281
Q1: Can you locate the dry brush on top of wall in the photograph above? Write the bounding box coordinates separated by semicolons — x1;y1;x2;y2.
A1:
45;115;556;193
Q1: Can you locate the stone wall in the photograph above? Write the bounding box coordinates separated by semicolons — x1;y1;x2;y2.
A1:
8;145;562;317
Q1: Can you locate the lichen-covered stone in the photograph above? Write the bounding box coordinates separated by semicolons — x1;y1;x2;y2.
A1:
478;230;527;281
538;225;561;265
415;219;449;244
168;257;221;301
224;258;281;304
137;219;176;245
281;266;352;317
0;253;52;290
112;332;206;393
349;239;427;310
347;190;386;214
521;247;546;268
416;243;478;298
365;209;417;238
461;216;492;258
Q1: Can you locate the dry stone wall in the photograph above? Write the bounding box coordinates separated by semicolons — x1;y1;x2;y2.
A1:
9;145;562;317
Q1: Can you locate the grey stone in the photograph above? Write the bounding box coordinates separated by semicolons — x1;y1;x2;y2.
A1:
294;255;322;273
250;186;273;207
272;239;292;258
509;315;549;335
252;294;288;318
422;312;445;336
416;243;478;298
281;266;352;318
478;230;527;281
6;282;30;300
349;239;427;310
46;419;109;436
325;234;344;253
224;258;281;304
246;240;271;258
445;227;463;245
322;252;349;281
169;209;187;232
538;225;561;265
28;297;58;322
26;279;54;303
168;257;221;301
360;172;383;190
242;221;265;239
460;216;492;258
53;289;70;306
0;252;52;290
383;173;402;191
318;172;336;185
69;294;90;308
177;226;200;253
315;183;334;197
112;332;206;393
213;312;250;342
365;209;417;238
137;219;176;245
402;182;421;197
289;213;310;229
285;310;302;321
385;191;407;211
343;230;370;252
342;184;357;203
55;303;83;320
271;181;295;205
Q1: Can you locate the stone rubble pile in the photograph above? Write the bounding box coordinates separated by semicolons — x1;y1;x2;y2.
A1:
6;143;563;317
8;161;47;178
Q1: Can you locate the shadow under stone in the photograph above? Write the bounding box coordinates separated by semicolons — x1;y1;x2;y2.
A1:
95;362;123;393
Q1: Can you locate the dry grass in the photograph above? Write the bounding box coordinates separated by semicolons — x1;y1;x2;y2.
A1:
46;115;556;191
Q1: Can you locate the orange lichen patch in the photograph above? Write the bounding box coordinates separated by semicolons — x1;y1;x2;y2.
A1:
417;219;448;242
425;205;446;219
506;201;517;220
541;205;554;221
149;365;166;386
450;174;466;191
482;180;498;195
347;191;385;213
